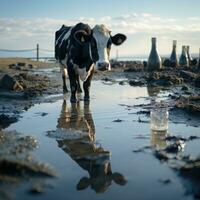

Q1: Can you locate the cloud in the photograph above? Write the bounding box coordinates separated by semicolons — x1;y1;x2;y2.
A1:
0;13;200;55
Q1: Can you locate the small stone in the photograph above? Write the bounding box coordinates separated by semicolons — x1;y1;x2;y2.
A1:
29;184;44;194
112;119;123;122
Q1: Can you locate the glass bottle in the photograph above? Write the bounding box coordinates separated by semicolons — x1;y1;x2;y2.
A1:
179;46;189;67
150;108;169;132
186;46;192;65
147;37;162;71
170;40;179;67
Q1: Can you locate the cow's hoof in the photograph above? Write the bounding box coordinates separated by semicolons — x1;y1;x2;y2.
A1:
70;97;77;103
84;96;90;102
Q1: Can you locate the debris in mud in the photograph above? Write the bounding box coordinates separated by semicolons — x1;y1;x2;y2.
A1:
158;179;171;185
176;96;200;114
164;141;185;153
195;76;200;88
136;110;150;115
0;130;56;198
133;134;150;139
35;112;48;117
122;61;144;72
179;70;198;81
181;85;189;91
137;117;149;123
28;183;45;194
9;62;37;71
0;71;58;100
0;130;56;177
147;72;183;87
112;119;123;122
119;81;125;85
129;79;146;86
133;146;152;153
101;77;114;82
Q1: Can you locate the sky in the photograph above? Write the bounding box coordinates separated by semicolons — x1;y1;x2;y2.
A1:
0;0;200;58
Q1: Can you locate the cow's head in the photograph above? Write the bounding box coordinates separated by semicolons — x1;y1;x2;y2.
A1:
74;24;126;71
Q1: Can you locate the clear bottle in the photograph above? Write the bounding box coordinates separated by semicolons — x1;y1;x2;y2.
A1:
150;107;169;131
186;46;192;65
179;46;189;67
147;37;162;71
170;40;179;67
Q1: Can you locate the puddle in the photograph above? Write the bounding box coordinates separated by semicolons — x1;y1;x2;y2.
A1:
4;80;200;200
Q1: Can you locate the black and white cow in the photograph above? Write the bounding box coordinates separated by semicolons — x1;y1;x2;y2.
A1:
55;22;126;103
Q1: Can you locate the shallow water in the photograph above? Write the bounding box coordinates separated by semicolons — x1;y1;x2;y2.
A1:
6;80;200;200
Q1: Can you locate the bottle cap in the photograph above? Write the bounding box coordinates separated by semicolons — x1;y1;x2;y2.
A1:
152;37;157;43
173;40;177;46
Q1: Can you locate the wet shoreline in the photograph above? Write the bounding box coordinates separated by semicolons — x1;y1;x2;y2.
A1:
0;58;200;199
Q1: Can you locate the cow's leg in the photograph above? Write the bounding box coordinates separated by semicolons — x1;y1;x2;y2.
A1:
83;68;94;102
60;64;68;93
76;75;82;93
67;68;77;103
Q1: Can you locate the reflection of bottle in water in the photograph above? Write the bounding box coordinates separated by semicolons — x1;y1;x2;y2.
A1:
150;108;169;131
147;37;162;71
179;46;189;67
151;130;168;149
170;40;179;67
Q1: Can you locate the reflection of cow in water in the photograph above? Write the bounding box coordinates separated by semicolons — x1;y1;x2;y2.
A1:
56;100;126;193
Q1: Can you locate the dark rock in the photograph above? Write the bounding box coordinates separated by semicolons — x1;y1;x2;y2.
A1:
165;135;186;142
9;63;21;70
129;79;145;86
101;77;113;82
191;58;198;66
181;85;189;91
163;58;172;67
0;74;23;91
119;81;125;85
0;114;18;129
17;62;26;67
195;76;200;87
188;136;200;141
164;141;184;153
137;110;150;115
143;61;147;69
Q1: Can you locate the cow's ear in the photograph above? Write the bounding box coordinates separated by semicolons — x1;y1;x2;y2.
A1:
74;30;91;44
111;34;126;46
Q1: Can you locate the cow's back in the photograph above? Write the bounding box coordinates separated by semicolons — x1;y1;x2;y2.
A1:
55;25;71;61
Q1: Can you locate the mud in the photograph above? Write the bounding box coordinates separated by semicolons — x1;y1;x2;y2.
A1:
0;130;56;199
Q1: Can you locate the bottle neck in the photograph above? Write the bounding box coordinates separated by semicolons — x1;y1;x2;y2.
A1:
151;42;157;50
182;47;186;54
